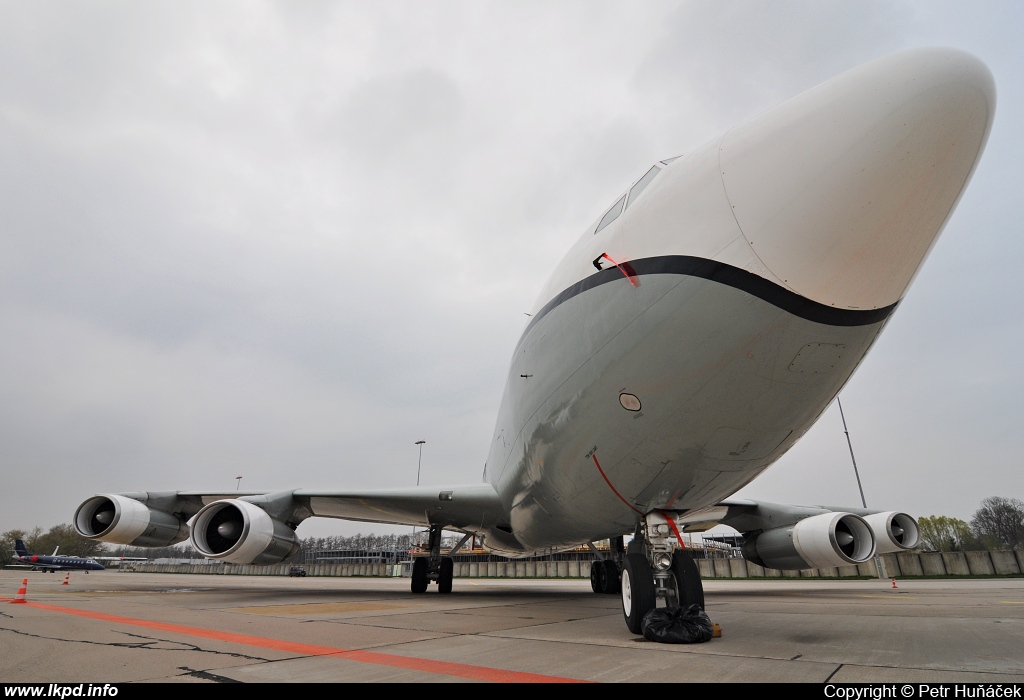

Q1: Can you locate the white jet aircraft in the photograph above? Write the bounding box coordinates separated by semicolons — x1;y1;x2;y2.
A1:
73;48;995;634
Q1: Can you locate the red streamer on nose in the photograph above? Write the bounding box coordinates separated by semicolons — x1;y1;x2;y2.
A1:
602;253;639;287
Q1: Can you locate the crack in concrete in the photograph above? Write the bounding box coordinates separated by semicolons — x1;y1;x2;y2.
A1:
0;626;270;662
177;666;242;683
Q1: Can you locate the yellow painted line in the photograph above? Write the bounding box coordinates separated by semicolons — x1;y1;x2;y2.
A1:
999;601;1024;605
70;591;172;597
856;594;918;599
227;601;406;615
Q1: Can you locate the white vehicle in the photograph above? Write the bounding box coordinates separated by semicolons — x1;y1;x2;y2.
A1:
73;48;994;634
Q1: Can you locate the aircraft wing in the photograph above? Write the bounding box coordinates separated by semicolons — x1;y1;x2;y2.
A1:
99;483;506;532
294;484;505;530
17;561;80;571
679;499;882;533
660;499;832;534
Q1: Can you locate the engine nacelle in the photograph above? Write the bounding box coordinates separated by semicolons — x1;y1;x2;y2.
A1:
742;512;876;570
190;499;299;565
74;494;189;547
862;511;920;554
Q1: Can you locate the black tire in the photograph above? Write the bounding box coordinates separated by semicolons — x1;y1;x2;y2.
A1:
671;549;705;610
601;559;620;594
438;557;454;594
411;557;429;594
620;553;656;635
590;561;602;593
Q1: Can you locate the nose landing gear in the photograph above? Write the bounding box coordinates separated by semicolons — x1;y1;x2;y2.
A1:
620;512;705;634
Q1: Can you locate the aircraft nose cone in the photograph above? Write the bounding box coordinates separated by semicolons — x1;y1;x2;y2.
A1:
720;48;995;310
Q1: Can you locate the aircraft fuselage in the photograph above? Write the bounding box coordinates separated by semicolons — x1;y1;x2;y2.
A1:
481;48;993;555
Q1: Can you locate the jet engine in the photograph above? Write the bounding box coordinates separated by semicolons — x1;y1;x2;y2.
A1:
742;512;876;570
862;511;920;554
190;499;300;565
74;494;189;547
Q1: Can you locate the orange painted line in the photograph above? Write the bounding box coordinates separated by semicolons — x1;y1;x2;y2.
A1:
14;599;584;683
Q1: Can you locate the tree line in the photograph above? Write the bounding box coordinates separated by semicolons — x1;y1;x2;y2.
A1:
0;525;107;566
917;497;1024;552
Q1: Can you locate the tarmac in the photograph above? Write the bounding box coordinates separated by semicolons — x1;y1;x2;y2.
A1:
1;569;1022;683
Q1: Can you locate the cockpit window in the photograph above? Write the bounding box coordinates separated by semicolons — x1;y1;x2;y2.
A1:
626;165;661;209
594;194;626;234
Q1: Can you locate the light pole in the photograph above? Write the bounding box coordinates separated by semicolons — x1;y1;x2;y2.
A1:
412;441;426;541
235;475;242;491
836;398;867;510
415;440;426;486
837;396;885;580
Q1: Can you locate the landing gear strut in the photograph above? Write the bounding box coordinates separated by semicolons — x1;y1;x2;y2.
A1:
620;512;705;634
411;525;466;594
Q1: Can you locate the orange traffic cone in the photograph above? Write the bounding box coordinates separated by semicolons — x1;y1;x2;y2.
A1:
61;572;70;586
891;578;898;589
10;578;27;604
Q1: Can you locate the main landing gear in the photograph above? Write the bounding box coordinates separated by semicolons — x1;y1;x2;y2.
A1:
620;512;705;635
411;525;472;595
589;536;625;595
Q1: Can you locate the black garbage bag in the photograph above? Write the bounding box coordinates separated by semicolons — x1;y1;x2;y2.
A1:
641;604;714;644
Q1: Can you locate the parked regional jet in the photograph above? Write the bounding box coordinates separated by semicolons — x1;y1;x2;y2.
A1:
72;48;994;634
12;540;104;572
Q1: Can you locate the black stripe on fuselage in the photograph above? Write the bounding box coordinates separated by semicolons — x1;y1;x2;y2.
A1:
521;255;897;344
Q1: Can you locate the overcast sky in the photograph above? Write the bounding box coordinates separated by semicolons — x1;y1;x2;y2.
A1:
1;1;1021;539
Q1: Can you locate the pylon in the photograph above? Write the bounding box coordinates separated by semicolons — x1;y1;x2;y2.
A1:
10;578;27;604
61;572;70;586
891;577;898;589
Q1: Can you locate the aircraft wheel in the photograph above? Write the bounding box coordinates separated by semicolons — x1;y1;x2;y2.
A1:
621;553;656;635
590;561;602;593
411;557;429;594
671;549;705;610
438;557;454;594
601;559;620;594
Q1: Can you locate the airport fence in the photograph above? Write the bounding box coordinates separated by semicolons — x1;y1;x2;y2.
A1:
118;549;1024;579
